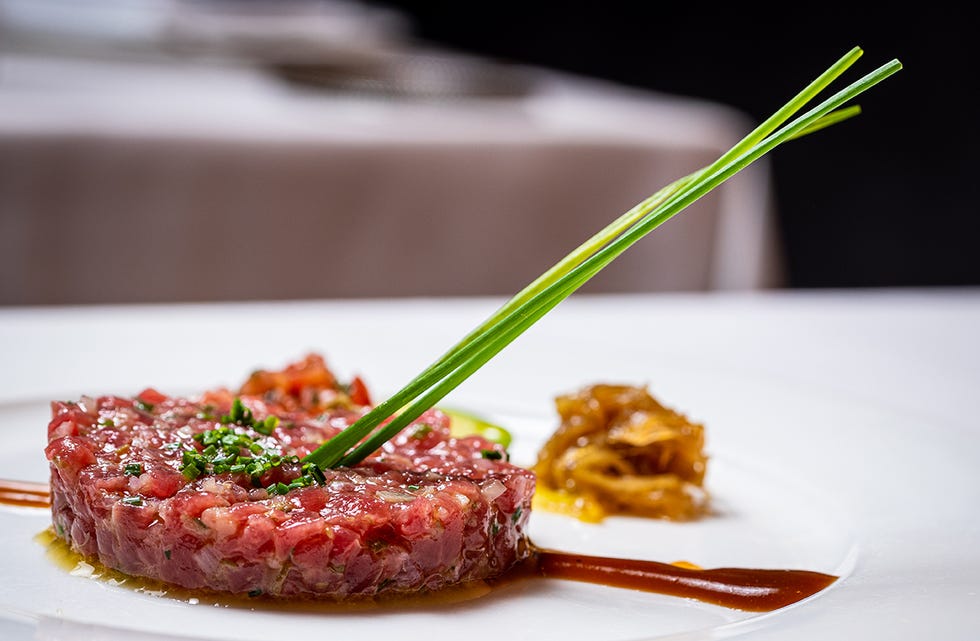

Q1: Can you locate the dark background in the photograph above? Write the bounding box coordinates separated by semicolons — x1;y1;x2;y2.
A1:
368;3;978;289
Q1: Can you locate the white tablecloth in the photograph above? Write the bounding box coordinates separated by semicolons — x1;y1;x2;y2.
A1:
0;288;976;428
0;50;777;305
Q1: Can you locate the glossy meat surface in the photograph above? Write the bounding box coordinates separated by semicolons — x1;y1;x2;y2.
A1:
44;357;534;599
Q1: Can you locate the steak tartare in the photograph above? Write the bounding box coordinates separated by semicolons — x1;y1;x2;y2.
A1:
44;355;535;599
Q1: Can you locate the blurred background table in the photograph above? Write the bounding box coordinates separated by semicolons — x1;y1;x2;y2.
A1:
0;0;778;306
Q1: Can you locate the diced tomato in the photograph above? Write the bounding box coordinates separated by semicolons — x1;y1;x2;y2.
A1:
347;375;372;406
137;388;169;405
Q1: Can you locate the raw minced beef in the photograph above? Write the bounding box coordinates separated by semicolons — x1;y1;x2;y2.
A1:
44;355;535;599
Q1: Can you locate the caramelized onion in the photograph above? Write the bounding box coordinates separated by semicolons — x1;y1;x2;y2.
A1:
532;384;709;522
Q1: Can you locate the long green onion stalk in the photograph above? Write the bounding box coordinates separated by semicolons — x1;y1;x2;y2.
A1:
304;46;902;470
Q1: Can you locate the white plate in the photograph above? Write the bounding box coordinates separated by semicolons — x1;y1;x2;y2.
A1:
0;362;977;641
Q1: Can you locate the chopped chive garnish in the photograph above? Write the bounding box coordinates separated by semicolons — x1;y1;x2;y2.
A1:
269;482;290;495
255;416;279;435
123;462;143;476
301;47;902;471
480;449;503;460
181;463;202;481
134;400;155;413
303;463;326;485
222;398;250;425
177;419;328;493
218;398;280;435
122;496;143;506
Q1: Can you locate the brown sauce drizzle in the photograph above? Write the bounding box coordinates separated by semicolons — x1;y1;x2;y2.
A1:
5;479;836;612
0;478;50;509
526;548;837;612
